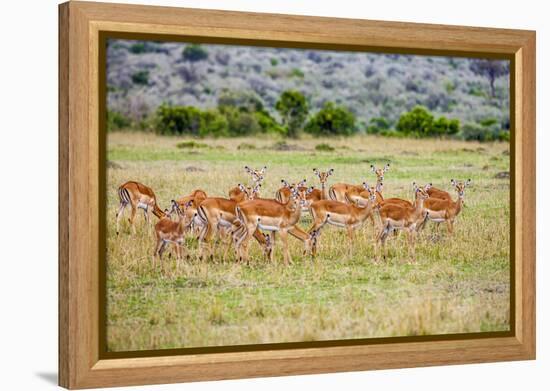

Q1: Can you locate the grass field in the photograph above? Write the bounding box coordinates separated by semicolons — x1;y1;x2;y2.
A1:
106;132;510;352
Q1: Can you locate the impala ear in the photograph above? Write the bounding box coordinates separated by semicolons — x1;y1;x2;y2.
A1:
238;183;246;191
424;183;431;191
451;179;457;186
184;200;194;208
307;186;315;194
465;178;472;186
281;179;290;188
328;168;334;175
362;182;369;190
313;168;319;176
297;179;307;187
244;166;251;173
370;164;376;172
384;163;390;172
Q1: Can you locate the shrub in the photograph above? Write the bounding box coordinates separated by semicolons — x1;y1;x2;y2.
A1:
396;106;460;138
220;106;262;136
460;121;505;142
291;68;305;78
155;104;202;135
131;70;149;85
176;141;208;149
237;143;256;150
315;143;335;152
182;44;208;62
366;117;390;134
106;110;131;131
199;109;229;137
270;58;278;66
275;90;309;138
304;102;356;136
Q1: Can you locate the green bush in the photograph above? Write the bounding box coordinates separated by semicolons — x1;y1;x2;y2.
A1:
275;90;309;138
182;44;208;62
199;109;229;137
366;117;390;134
155;104;202;135
305;102;356;136
396;106;434;137
176;141;208;149
460;121;506;142
396;106;460;138
106;110;131;131
131;70;149;85
315;143;335;152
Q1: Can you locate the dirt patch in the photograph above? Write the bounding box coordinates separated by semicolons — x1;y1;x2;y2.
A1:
184;166;206;172
494;171;510;179
107;160;123;169
269;141;305;151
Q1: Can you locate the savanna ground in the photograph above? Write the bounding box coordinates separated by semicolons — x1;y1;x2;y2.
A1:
106;132;510;352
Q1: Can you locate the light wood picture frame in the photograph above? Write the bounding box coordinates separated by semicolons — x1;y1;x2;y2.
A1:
59;1;536;389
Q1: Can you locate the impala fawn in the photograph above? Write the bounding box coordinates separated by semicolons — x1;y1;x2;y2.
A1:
153;200;194;269
376;186;429;263
422;179;471;234
116;181;165;235
308;188;377;258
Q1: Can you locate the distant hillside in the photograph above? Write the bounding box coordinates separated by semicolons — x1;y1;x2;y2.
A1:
106;39;510;131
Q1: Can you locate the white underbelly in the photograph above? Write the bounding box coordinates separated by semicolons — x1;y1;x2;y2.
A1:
258;223;280;232
137;202;148;210
428;217;446;223
218;219;233;227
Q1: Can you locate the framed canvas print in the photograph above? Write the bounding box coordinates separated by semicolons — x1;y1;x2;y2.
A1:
58;1;536;389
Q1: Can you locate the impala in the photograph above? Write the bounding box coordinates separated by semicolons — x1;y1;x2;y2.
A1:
370;163;390;184
425;182;452;200
275;179;313;208
229;165;266;201
376;187;429;263
153;200;193;269
422;179;471;234
308;189;377;258
280;168;335;206
116;181;165;235
196;184;267;260
328;164;388;202
233;186;310;265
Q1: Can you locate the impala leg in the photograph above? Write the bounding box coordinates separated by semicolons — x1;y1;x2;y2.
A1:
153;238;163;269
347;226;354;258
115;202;126;235
279;229;290;266
446;219;454;234
129;204;137;234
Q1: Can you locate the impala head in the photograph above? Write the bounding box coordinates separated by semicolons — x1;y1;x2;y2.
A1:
451;178;471;198
414;187;429;200
371;163;390;182
244;165;267;184
288;185;309;208
281;178;307;189
238;183;261;200
168;199;184;218
313;168;334;185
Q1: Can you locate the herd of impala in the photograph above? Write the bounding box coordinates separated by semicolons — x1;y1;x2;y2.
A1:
115;164;471;268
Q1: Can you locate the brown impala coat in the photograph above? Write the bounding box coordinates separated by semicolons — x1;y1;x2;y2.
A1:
308;191;377;257
116;181;165;235
234;188;308;265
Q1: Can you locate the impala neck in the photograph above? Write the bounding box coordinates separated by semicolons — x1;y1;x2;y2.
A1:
454;196;464;215
321;182;328;200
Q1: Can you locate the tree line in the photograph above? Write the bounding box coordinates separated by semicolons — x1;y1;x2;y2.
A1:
107;89;509;142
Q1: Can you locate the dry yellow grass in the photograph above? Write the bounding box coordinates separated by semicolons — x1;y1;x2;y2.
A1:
105;132;510;351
